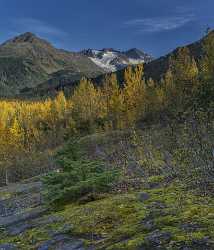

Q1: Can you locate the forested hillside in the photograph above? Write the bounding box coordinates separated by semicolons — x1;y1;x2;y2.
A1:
0;31;214;249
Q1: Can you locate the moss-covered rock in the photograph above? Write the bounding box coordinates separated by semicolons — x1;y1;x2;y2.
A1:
1;177;214;249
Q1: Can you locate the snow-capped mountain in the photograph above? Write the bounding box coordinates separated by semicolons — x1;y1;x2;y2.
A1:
81;48;153;72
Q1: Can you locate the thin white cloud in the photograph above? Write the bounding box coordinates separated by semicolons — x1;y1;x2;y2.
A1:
0;18;71;48
124;13;195;33
14;18;69;38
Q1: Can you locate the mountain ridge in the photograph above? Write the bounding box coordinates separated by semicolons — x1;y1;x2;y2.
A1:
0;32;153;97
0;32;105;96
19;31;214;97
1;31;213;98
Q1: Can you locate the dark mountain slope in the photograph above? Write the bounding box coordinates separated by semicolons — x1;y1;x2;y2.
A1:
124;48;152;61
0;32;104;96
143;31;213;81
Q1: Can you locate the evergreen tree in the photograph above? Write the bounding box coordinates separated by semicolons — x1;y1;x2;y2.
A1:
43;158;120;206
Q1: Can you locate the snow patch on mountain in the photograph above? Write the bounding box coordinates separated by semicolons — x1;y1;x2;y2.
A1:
90;51;119;71
81;48;153;72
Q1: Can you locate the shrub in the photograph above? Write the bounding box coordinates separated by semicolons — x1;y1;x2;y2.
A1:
42;158;120;207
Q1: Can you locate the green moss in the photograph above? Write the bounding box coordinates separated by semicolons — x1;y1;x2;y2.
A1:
56;183;214;248
58;194;146;241
0;191;11;200
148;175;165;185
2;180;214;249
155;215;179;227
107;234;146;250
0;228;49;250
190;231;207;240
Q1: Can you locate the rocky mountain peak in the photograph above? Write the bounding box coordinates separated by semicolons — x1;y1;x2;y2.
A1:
13;32;37;42
124;48;153;60
2;32;52;48
8;32;39;44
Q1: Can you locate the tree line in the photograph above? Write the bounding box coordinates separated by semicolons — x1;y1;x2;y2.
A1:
0;32;213;185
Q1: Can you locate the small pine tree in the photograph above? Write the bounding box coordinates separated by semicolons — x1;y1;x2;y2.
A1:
43;158;120;207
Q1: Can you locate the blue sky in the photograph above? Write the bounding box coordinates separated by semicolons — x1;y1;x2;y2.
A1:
0;0;214;57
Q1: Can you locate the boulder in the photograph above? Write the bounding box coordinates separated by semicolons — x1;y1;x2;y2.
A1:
0;207;47;227
145;229;171;246
138;192;150;202
38;234;86;250
0;244;18;250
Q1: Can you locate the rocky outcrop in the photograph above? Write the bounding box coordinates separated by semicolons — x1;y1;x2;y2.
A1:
0;181;90;250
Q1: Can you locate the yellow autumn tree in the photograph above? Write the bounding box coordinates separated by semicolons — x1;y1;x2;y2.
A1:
72;78;105;132
170;47;199;98
161;69;177;109
48;91;68;145
0;117;24;184
123;65;145;126
102;74;124;129
201;31;214;80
